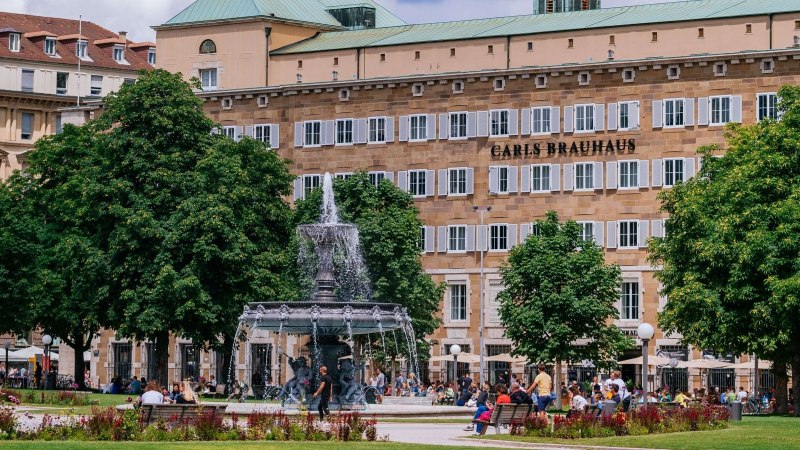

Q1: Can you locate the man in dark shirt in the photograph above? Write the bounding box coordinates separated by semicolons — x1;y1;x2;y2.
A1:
459;374;473;396
314;366;332;421
509;382;533;405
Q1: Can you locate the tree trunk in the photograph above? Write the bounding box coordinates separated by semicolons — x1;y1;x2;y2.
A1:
555;359;562;409
154;330;170;387
72;334;89;391
793;335;800;417
773;358;789;415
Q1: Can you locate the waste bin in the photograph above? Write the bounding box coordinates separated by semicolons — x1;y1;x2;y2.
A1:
601;400;618;417
729;401;743;421
45;372;57;390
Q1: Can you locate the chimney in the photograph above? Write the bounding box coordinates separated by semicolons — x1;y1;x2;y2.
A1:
118;31;128;42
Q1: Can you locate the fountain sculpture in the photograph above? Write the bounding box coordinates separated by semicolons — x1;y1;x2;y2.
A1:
233;173;417;409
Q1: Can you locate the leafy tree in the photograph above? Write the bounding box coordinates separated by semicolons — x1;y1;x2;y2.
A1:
294;172;444;369
498;211;633;407
649;85;800;415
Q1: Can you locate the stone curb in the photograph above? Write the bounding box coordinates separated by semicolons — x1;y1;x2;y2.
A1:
453;437;668;450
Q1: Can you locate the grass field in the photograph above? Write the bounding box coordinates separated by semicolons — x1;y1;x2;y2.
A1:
480;415;800;449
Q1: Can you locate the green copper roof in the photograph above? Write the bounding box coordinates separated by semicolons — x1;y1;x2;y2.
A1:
163;0;405;28
272;0;800;54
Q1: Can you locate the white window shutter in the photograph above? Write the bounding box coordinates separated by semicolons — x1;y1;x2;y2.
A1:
594;103;605;131
630;102;640;130
564;106;574;133
685;99;695;126
385;172;394;183
477;111;489;137
508;166;518;193
520;223;530;243
398;170;408;192
488;167;499;194
355;118;368;144
508;224;518;248
293;178;303;201
652;100;663;128
563;163;574;191
652;219;664;239
476;225;487;252
467;112;478;138
606;161;618;190
271;124;280;148
607;103;618;131
438;169;448;196
385;117;395;143
550;164;561;192
466;168;475;195
439;114;449;140
607;221;618;249
520;165;531;193
508;109;519;136
245;125;254;138
424;226;435;253
399;115;409;142
234;126;244;142
685;158;696;179
324;120;335;146
593;221;605;247
593;162;604;190
638;159;649;188
638;220;650;248
698;97;709;126
521;108;531;135
437;226;447;253
426;170;435;197
731;95;743;123
294;123;304;147
551;107;560;134
466;226;476;252
426;114;436;140
652;159;663;187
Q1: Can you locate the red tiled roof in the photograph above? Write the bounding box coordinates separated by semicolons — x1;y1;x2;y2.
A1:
0;12;154;71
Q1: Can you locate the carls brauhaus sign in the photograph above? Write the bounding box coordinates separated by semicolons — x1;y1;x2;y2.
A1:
490;139;637;159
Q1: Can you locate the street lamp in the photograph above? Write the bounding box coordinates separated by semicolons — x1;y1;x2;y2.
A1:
42;334;53;390
637;323;655;398
473;206;491;384
449;344;461;387
3;340;10;387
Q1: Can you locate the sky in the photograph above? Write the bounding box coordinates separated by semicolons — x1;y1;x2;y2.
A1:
3;0;687;42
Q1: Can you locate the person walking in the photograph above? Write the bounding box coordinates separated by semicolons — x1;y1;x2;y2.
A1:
526;364;552;420
313;366;332;421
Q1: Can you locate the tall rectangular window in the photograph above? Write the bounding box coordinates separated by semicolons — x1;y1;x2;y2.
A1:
618;160;639;189
181;344;200;381
448;168;467;195
578;222;594;243
449;112;467;139
531;107;551;134
449;284;467;321
663;99;685;127
254;124;271;146
490;224;509;251
575;104;595;132
368;117;386;143
303;174;320;196
618;220;639;248
20;69;34;93
250;344;272;386
335;119;353;145
147;48;156;65
757;93;778;121
304;121;321;147
620;282;640;320
20;112;34;140
664;158;685;187
56;72;68;95
76;40;88;59
409;114;427;141
222;126;237;140
531;164;551;192
44;37;56;56
113;45;125;62
112;343;132;380
496;166;509;194
448;225;467;252
199;68;217;91
90;75;103;96
368;172;385;186
574;162;594;190
490;109;509;137
9;33;20;52
418;227;426;252
709;96;731;125
618;101;638;130
409;170;427;197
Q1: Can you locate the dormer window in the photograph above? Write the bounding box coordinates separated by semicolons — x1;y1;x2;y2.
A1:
9;33;20;52
113;44;125;62
44;37;56;56
199;39;216;54
76;40;88;59
147;48;156;65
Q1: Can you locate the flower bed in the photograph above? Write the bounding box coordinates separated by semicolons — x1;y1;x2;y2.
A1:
513;405;730;439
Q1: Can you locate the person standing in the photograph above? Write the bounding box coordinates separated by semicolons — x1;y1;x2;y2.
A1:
459;373;473;396
737;386;748;403
526;364;552;420
376;369;385;404
314;366;332;421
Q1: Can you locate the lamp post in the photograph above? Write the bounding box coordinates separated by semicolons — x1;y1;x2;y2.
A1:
42;334;52;390
3;340;10;387
449;344;461;387
637;323;654;398
473;206;491;384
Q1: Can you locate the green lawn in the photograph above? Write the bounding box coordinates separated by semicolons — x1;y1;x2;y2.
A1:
0;443;459;450
479;416;800;450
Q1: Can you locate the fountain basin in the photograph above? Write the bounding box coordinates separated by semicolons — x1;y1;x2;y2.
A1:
243;302;407;335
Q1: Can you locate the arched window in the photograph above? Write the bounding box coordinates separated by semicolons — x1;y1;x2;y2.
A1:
199;39;217;54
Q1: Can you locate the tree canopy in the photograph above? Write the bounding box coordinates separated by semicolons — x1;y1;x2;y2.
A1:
648;85;800;415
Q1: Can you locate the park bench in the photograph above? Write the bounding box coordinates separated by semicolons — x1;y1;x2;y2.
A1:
139;403;228;426
473;403;533;435
200;384;226;399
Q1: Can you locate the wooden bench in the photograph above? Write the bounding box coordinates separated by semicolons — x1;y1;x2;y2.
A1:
473;403;533;435
139;403;228;426
200;384;226;399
